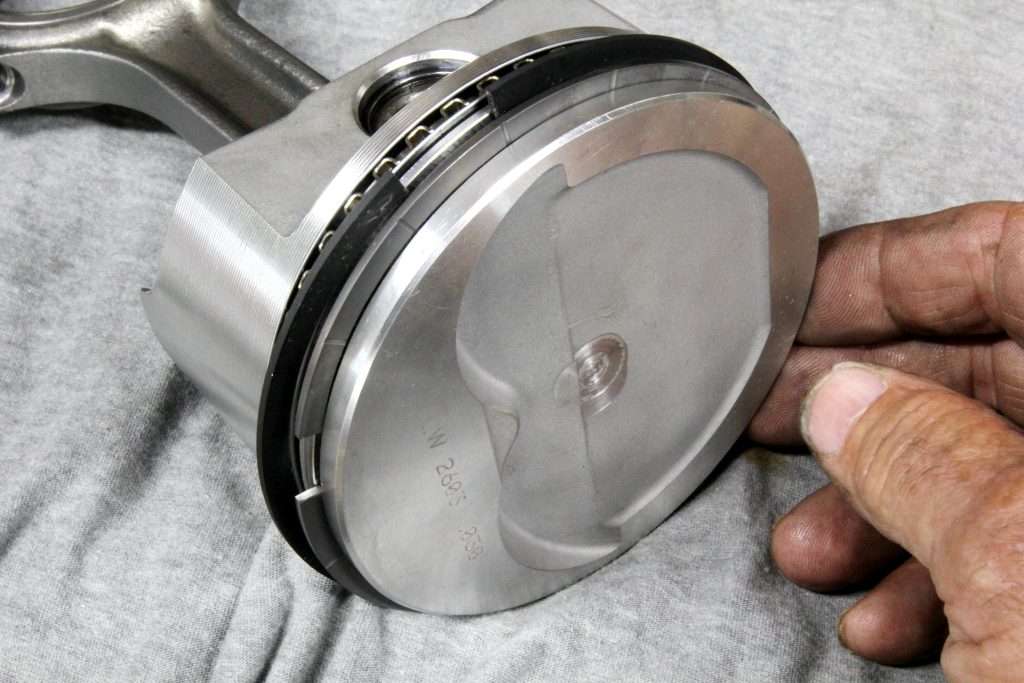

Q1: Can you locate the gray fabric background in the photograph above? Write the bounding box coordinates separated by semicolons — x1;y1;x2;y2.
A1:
1;0;1021;680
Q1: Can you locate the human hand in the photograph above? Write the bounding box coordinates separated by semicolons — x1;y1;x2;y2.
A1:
749;202;1024;679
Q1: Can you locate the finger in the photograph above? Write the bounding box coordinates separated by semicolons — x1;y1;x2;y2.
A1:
771;483;906;592
749;336;1024;444
838;558;947;666
802;362;1024;664
799;202;1024;346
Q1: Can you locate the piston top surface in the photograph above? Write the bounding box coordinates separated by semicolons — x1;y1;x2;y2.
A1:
316;64;817;613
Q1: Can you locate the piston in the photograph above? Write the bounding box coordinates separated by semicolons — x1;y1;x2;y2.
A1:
0;0;818;614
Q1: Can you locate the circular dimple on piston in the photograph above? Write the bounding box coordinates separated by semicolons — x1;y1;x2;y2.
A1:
578;352;610;391
554;334;627;416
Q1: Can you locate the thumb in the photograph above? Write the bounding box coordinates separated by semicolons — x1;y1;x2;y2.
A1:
801;362;1024;676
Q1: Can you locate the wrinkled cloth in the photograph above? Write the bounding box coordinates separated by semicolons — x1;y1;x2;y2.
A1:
1;0;1021;680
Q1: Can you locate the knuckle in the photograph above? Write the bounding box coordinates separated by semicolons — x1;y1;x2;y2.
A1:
839;384;1023;555
947;468;1024;609
849;389;971;507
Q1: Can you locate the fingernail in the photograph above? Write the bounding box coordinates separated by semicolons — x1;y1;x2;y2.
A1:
837;606;853;651
801;362;888;456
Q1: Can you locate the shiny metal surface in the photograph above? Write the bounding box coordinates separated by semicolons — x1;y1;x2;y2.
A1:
143;8;631;448
0;0;326;151
568;334;628;418
317;71;817;613
0;0;821;615
355;50;478;134
294;59;770;474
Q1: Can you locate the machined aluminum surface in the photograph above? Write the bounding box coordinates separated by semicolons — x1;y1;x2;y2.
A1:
313;68;816;613
142;4;632;449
